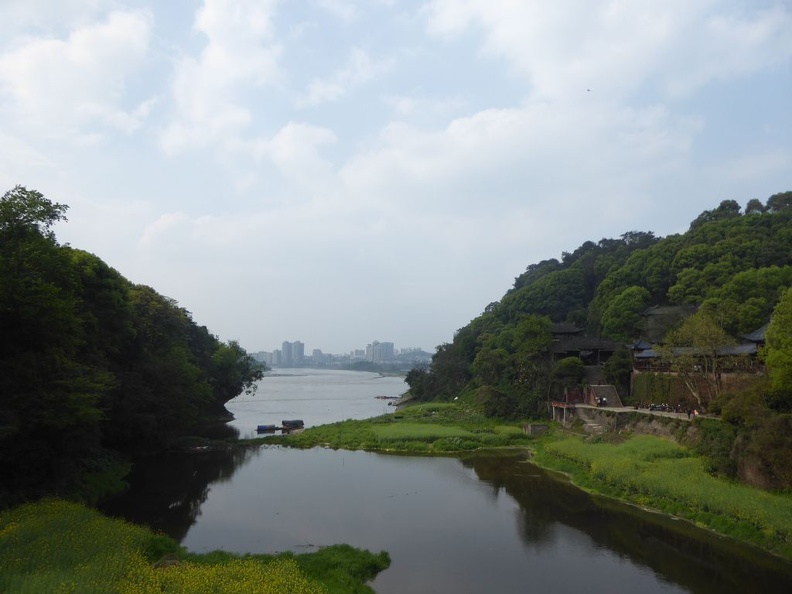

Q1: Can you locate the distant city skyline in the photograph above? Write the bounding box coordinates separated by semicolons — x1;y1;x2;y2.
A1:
254;339;431;367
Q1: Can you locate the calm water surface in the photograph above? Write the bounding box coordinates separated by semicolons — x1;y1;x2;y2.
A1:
226;368;404;438
101;369;792;593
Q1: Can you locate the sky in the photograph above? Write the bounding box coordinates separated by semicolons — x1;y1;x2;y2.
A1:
1;1;791;356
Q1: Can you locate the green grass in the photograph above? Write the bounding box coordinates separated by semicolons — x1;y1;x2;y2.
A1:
372;423;475;441
533;433;792;558
264;403;537;453
0;499;389;594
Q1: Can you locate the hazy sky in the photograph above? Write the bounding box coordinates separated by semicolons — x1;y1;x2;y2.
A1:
1;1;790;355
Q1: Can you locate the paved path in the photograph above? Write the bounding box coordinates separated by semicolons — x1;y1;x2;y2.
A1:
576;404;712;422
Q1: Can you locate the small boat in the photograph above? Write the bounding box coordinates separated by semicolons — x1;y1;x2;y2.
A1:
281;419;304;430
256;424;278;432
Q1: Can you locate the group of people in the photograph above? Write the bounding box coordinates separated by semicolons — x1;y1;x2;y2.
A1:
635;402;700;419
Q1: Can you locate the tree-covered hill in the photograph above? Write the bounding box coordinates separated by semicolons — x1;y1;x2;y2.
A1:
407;191;792;418
0;186;264;507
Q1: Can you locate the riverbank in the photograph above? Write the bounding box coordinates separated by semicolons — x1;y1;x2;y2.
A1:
266;402;792;562
0;499;389;594
532;433;792;559
264;401;534;452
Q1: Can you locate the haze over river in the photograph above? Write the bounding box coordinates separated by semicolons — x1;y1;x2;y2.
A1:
100;369;792;593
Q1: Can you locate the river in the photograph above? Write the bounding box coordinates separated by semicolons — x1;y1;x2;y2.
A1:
99;369;792;593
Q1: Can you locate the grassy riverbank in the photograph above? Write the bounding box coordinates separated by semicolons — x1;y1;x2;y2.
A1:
265;402;534;452
0;500;389;594
532;432;792;559
267;402;792;560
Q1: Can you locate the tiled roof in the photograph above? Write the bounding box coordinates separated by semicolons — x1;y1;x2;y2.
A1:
741;324;768;343
634;343;758;358
549;337;623;353
551;322;584;335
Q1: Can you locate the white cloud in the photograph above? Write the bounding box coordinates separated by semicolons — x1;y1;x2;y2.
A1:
0;10;153;140
382;94;465;118
714;150;792;183
422;0;792;100
267;122;338;183
139;212;192;249
341;99;698;217
160;0;282;154
314;0;359;22
2;1;789;353
0;132;58;191
0;0;105;34
297;47;386;107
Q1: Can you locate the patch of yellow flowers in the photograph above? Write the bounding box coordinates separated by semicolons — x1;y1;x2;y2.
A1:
118;557;327;594
0;500;327;594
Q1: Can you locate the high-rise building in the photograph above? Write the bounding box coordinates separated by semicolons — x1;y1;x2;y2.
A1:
281;341;293;367
312;349;326;365
367;340;395;363
293;341;304;365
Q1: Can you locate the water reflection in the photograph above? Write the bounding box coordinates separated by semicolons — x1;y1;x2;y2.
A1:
100;446;259;542
100;446;792;594
463;452;792;594
98;368;792;592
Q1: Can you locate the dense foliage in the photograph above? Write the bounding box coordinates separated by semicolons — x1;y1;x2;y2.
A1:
407;191;792;418
0;187;264;506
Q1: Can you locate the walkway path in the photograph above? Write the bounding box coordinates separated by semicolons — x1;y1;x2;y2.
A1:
576;404;710;422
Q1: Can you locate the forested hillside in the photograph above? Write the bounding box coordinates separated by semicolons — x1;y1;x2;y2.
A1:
0;187;264;507
407;191;792;417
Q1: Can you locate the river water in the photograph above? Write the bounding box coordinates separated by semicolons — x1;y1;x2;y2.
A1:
99;369;792;593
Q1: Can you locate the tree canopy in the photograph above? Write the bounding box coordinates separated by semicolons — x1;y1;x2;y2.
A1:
0;187;264;506
407;190;792;418
764;287;792;409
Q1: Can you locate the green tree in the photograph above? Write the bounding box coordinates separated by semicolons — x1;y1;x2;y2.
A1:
425;340;473;401
0;185;68;237
763;287;792;410
471;346;511;387
405;365;433;401
745;198;766;215
0;187;108;502
211;340;265;412
689;199;741;230
552;357;585;390
603;347;634;401
766;191;792;213
658;311;739;411
601;286;651;339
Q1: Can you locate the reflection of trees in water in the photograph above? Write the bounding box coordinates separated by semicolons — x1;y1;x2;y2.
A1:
463;452;792;594
462;454;593;548
99;445;259;543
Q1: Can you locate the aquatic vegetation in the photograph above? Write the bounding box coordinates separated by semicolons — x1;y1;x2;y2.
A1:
0;500;388;594
536;434;792;557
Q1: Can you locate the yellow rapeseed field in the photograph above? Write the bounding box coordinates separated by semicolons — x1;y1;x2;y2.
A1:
0;500;328;594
